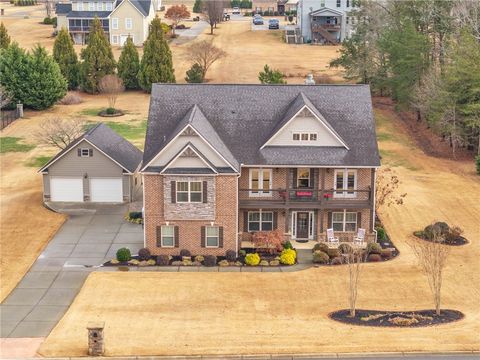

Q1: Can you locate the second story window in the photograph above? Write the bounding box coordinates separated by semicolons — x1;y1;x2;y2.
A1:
76;2;83;10
297;168;311;188
320;0;325;7
346;0;350;7
112;18;118;29
88;2;94;10
336;0;341;7
293;132;317;142
96;2;102;10
106;1;112;10
125;18;133;30
176;181;202;203
334;169;357;198
249;169;271;196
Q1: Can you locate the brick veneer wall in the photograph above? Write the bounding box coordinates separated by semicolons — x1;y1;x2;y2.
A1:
144;174;238;256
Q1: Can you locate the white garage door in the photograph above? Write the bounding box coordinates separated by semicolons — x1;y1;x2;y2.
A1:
50;178;84;202
90;178;123;203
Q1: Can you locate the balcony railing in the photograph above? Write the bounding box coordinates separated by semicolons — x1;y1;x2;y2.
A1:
239;188;372;208
311;23;341;30
68;26;109;32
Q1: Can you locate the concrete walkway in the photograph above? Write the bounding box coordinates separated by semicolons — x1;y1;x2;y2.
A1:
0;204;144;338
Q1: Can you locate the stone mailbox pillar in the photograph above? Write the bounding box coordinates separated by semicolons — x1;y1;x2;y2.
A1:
16;103;23;118
87;322;105;356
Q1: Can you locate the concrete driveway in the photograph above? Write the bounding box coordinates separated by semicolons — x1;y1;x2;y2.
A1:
0;204;144;338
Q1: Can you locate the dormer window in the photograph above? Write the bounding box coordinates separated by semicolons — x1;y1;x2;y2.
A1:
293;132;317;142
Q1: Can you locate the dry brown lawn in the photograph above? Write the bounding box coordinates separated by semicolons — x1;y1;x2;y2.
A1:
38;107;480;356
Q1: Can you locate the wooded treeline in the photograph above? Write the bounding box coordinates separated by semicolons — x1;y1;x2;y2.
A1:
331;0;480;157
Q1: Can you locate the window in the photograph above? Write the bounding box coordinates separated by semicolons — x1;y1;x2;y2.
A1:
105;1;112;10
334;169;357;197
76;2;83;10
176;181;202;203
112;35;118;44
161;225;175;247
320;0;325;7
112;17;118;29
96;2;102;10
88;2;94;10
346;0;350;7
249;169;272;196
297;168;310;188
125;18;132;30
248;211;273;232
332;211;357;232
80;148;90;157
346;16;349;25
205;226;219;247
336;0;341;7
292;132;318;142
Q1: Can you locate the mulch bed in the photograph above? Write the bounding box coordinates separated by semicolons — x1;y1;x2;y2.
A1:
330;309;464;327
413;233;468;246
98;110;125;117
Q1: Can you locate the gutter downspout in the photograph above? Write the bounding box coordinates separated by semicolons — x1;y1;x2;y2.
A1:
235;165;242;255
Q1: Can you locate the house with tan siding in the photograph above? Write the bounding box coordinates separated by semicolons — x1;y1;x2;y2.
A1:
141;83;380;256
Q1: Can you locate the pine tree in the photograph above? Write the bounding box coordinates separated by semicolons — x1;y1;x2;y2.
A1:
258;64;286;84
0;22;10;49
53;27;79;90
80;17;116;93
185;63;203;83
117;36;140;90
24;45;67;110
193;0;202;13
0;42;30;105
138;16;175;93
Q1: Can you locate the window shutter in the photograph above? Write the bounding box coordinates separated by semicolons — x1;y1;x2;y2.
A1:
174;226;179;247
77;148;81;156
88;149;93;157
219;226;224;248
202;181;207;203
171;181;176;203
310;168;316;189
156;226;162;247
292;168;297;188
201;226;206;247
243;212;249;232
273;212;278;230
357;212;362;230
327;212;333;229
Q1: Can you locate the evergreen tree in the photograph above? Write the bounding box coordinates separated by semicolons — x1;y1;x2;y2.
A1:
117;36;140;89
80;17;116;93
185;63;203;83
0;42;30;104
138;16;175;93
193;0;202;13
24;45;67;110
53;27;79;90
258;64;286;84
0;22;10;49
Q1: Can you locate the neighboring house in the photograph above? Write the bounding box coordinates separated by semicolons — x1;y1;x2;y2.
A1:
141;84;380;256
252;0;297;14
39;123;143;203
296;0;358;44
54;0;155;46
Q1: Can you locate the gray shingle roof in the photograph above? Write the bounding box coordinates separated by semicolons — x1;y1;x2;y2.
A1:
130;0;151;16
144;84;380;168
40;123;143;173
55;3;72;15
66;10;111;18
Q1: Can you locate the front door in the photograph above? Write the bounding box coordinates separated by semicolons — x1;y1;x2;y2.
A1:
296;212;309;239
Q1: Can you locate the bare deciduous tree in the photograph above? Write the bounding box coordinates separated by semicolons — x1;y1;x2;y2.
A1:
98;75;125;110
344;247;365;317
203;0;225;35
375;167;407;210
187;40;226;80
44;0;55;18
35;117;86;149
408;224;450;315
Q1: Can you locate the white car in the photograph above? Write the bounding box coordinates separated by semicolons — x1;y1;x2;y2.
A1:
232;7;240;14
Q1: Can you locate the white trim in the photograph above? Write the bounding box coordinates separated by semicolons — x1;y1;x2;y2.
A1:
80;148;90;157
260;105;349;150
248;168;272;197
160;143;218;174
205;226;220;248
247;210;273;232
331;210;358;232
175;180;203;203
125;17;133;30
334;169;357;198
141;124;238;173
160;225;175;248
111;17;119;29
291;211;314;240
109;0;147;18
89;177;123;203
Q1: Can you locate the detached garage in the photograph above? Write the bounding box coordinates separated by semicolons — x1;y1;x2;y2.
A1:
39;123;143;203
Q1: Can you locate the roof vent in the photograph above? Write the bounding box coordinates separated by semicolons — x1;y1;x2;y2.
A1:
305;74;315;85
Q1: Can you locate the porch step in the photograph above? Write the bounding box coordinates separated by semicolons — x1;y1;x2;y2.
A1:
295;249;313;265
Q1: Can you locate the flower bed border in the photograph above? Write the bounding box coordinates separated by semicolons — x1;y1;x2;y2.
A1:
98;109;125;117
329;309;464;327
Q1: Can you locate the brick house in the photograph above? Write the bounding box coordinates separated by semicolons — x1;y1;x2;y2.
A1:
141;84;380;256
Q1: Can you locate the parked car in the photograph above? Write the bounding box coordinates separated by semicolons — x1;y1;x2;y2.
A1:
253;16;264;25
268;18;279;29
232;7;240;14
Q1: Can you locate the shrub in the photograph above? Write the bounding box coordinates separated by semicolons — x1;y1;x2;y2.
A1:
128;259;139;265
218;259;229;267
204;255;217;267
476;155;480;175
245;253;261;266
194;255;204;263
185;63;204;83
331;256;343;265
138;248;151;261
434;222;450;234
313;250;329;264
413;230;424;238
128;211;142;219
116;247;131;262
106;107;116;114
376;227;386;241
445;226;464;244
280;248;296;265
225;250;236;262
367;253;382;262
312;242;329;253
259;260;269;266
58;92;83;105
239;249;246;257
424;222;449;239
43;17;53;24
366;242;382;255
326;248;340;259
269;260;280;266
179;249;191;257
338;243;353;254
283;240;293;250
252;230;284;254
380;248;392;259
156;255;170;266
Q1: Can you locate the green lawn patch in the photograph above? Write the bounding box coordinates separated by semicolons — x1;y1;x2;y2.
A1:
379;149;419;171
377;132;393;141
25;155;52;167
84;120;147;144
0;137;36;154
78;108;103;116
